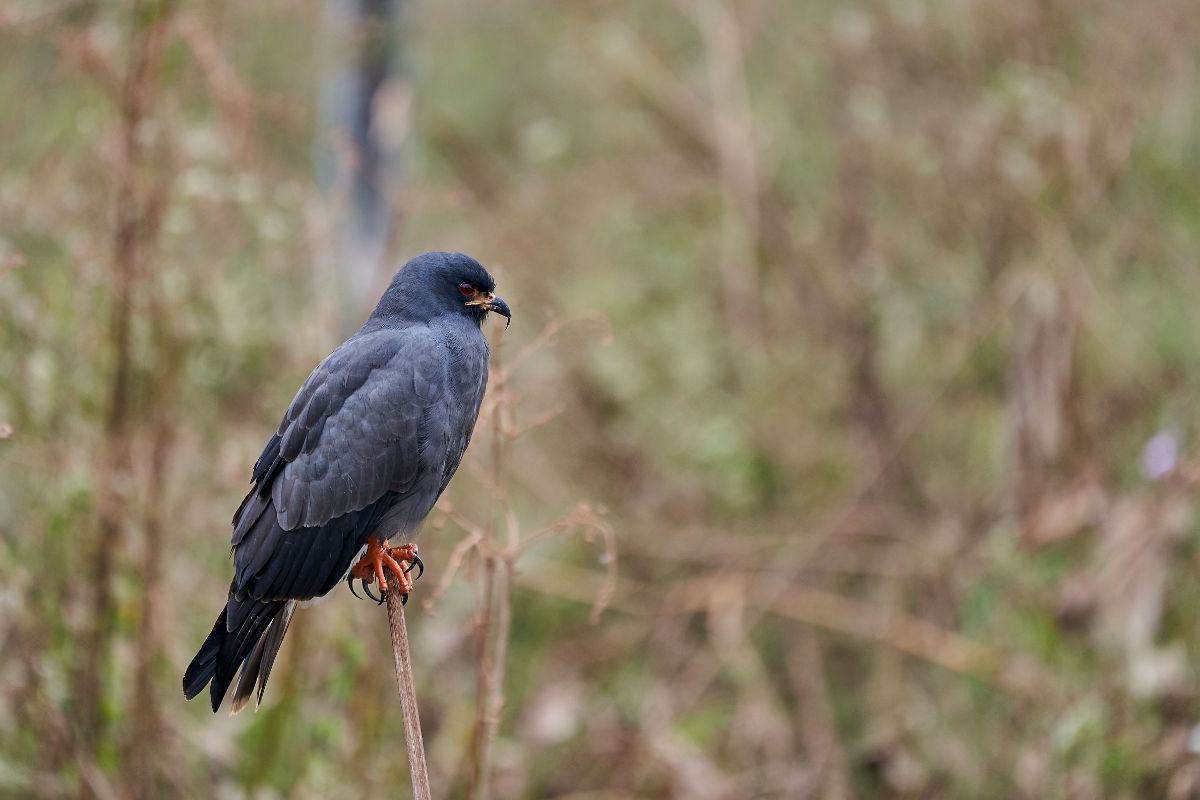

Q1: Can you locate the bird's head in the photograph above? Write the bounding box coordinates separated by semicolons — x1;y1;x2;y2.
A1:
373;251;512;329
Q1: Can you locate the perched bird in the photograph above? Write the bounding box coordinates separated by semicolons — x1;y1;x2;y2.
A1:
183;251;510;713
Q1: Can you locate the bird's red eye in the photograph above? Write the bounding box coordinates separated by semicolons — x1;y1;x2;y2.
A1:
458;282;475;297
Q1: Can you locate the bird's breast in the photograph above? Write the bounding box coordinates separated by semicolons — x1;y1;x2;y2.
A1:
436;326;489;400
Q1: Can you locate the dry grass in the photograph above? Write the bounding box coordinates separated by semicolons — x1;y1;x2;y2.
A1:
3;0;1200;798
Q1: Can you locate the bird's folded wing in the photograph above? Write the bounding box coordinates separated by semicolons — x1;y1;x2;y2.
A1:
269;326;449;531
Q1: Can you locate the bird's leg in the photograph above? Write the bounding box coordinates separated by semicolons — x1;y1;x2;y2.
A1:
349;536;421;604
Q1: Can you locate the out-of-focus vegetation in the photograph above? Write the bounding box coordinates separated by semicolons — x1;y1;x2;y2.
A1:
4;0;1200;797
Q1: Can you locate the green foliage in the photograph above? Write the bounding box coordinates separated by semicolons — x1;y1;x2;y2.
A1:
3;0;1200;797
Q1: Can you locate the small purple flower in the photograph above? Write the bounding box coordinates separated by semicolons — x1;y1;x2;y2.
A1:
1141;431;1179;481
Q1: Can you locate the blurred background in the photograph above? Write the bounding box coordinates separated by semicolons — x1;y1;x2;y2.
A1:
3;0;1200;797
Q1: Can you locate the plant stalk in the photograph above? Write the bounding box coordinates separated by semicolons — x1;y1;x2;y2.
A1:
386;590;432;800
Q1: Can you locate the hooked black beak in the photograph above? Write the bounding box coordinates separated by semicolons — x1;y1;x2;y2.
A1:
467;291;512;328
488;296;511;328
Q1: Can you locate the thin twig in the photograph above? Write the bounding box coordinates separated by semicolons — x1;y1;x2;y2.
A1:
516;559;1055;700
467;324;509;800
466;554;496;800
386;590;432;800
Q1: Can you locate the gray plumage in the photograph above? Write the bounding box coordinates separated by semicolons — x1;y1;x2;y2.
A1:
184;251;510;713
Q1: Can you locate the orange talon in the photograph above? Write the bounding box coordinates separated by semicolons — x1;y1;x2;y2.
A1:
349;536;420;600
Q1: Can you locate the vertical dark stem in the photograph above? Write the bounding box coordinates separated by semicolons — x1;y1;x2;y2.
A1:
318;0;403;324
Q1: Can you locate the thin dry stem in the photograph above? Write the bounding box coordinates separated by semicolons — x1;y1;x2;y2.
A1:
466;554;496;800
437;317;617;797
467;326;509;800
517;559;1054;700
386;589;432;800
78;3;178;776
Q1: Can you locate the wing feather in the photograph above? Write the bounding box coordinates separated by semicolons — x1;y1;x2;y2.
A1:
271;328;445;531
226;326;454;604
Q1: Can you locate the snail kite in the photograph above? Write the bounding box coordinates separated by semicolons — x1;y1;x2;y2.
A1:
183;251;510;713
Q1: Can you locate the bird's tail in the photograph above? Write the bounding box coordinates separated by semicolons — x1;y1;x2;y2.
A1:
183;597;297;713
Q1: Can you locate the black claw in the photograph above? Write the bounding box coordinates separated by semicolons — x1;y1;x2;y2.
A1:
347;574;362;600
401;592;409;606
405;554;424;581
363;580;382;604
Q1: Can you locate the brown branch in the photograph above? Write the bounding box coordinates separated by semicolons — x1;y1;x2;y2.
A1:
477;557;513;800
176;14;256;161
466;554;497;800
466;327;509;800
516;559;1055;701
440;321;616;796
78;1;178;767
386;590;432;800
